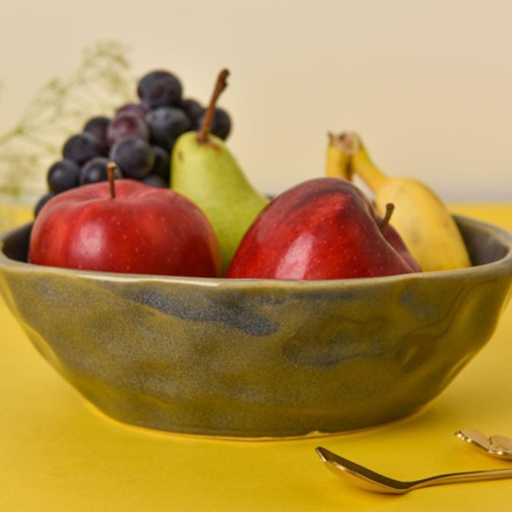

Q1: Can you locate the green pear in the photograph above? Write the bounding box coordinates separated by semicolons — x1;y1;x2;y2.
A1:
171;70;268;272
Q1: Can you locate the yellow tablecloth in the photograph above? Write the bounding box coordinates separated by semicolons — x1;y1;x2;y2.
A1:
1;204;511;512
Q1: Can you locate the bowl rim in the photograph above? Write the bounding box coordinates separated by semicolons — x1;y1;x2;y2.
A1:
1;214;511;290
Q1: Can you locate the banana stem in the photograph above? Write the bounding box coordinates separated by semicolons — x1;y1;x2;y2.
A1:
349;133;389;192
326;133;353;180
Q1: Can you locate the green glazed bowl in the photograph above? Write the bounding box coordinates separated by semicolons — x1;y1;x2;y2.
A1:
0;216;511;438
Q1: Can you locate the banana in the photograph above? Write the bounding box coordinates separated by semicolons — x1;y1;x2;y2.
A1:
326;132;471;272
326;133;353;180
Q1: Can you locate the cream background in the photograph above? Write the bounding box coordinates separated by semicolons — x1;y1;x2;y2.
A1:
0;0;511;201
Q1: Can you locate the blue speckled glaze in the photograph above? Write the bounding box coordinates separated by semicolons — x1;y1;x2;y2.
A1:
0;216;511;438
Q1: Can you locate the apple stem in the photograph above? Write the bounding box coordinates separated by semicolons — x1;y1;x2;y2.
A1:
198;69;230;144
379;203;395;234
107;162;117;199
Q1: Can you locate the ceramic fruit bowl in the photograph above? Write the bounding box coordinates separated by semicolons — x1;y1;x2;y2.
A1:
0;215;511;438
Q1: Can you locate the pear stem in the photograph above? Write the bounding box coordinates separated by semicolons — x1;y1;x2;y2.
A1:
107;161;117;199
379;203;395;234
198;69;230;144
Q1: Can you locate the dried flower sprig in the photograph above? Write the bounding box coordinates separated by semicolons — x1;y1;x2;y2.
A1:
0;40;135;202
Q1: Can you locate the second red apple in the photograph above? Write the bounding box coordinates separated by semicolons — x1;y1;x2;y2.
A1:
226;178;421;280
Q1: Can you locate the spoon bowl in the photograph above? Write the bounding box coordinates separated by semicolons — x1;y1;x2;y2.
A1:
316;446;512;494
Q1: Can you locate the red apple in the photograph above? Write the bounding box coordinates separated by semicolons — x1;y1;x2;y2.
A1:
226;178;421;279
29;176;221;277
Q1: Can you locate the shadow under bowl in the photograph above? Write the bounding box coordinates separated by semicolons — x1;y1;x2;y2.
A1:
0;216;511;438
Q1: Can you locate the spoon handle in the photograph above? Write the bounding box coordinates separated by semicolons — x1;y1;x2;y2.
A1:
413;468;512;490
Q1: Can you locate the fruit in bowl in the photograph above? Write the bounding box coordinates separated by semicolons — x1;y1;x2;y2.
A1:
0;214;511;437
2;67;512;439
226;177;421;279
29;164;221;277
172;70;269;272
34;68;233;216
326;132;472;272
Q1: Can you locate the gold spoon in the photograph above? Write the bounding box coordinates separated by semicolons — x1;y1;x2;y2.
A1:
315;447;512;495
456;430;512;460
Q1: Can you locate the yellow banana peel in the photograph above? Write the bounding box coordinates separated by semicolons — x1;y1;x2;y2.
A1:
325;131;471;272
325;133;353;180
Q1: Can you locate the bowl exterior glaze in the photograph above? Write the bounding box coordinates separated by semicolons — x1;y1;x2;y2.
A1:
0;216;511;438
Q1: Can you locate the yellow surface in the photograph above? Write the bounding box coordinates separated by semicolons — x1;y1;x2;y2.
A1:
0;204;512;512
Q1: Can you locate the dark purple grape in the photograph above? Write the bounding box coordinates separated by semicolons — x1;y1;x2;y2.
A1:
142;175;167;188
137;70;182;109
62;133;104;166
80;157;122;186
198;108;231;140
180;99;204;128
34;192;56;217
109;138;154;180
83;116;110;151
149;146;170;182
145;107;191;151
47;159;80;193
107;112;150;146
115;103;148;119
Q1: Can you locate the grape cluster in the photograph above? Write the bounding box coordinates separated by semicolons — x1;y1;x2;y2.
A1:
35;70;232;216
